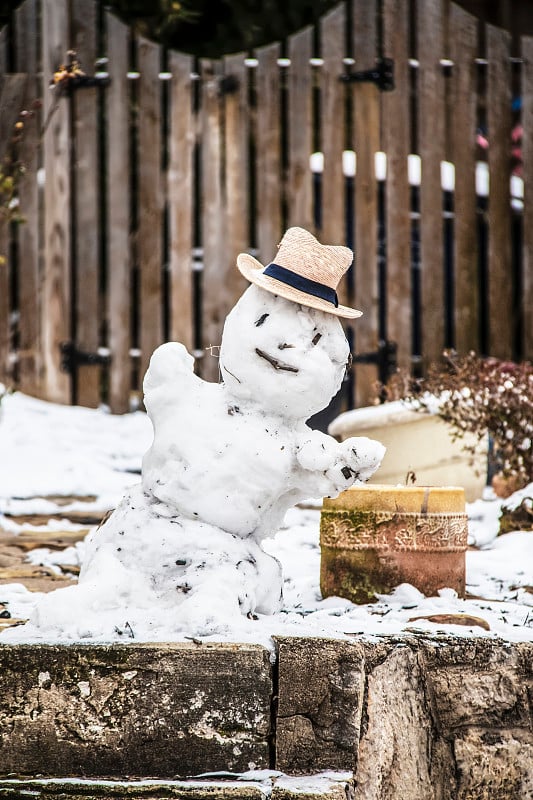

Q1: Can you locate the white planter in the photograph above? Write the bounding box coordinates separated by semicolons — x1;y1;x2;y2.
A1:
329;401;488;502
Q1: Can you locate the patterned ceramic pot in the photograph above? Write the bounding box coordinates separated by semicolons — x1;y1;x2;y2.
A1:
320;485;468;603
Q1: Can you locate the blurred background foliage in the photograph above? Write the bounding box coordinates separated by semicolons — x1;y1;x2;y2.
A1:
0;0;338;57
0;1;532;57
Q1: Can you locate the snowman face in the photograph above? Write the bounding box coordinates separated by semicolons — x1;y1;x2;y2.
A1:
219;285;350;419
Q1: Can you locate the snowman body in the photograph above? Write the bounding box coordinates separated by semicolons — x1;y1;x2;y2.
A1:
142;286;382;541
23;283;385;640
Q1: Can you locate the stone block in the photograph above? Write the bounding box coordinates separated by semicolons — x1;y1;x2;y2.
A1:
355;643;452;800
271;773;354;800
453;728;533;800
421;639;533;731
0;774;355;800
274;637;365;774
0;643;272;778
0;779;268;799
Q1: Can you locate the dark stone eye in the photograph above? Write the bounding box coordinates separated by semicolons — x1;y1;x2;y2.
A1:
255;313;269;327
312;332;322;345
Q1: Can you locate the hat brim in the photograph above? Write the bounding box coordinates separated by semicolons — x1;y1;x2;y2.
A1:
237;253;363;319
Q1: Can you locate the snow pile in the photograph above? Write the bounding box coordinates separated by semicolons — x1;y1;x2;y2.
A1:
0;392;151;501
1;285;385;642
2;498;532;648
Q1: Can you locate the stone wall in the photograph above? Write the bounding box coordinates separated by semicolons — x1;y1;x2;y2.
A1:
0;637;531;799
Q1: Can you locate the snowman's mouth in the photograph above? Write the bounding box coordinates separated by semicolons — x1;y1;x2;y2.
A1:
255;348;299;373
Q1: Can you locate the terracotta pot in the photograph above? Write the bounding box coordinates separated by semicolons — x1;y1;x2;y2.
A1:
320;485;468;603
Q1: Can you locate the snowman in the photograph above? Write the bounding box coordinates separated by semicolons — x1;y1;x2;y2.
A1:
24;227;385;640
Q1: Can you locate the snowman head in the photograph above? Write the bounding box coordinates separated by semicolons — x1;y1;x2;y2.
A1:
220;228;359;419
219;286;351;419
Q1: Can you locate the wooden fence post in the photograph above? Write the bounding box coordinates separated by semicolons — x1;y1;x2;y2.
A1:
137;36;164;383
223;52;250;314
14;0;41;397
0;27;7;389
255;42;282;265
417;0;446;368
200;58;225;382
352;0;379;406
486;23;513;358
321;5;348;306
287;25;314;233
41;0;71;405
449;1;479;355
0;55;30;391
522;35;533;362
106;11;131;413
0;66;31;388
382;0;412;372
72;0;100;407
168;51;194;354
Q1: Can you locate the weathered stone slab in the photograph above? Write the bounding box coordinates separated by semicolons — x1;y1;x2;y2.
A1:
0;779;268;799
355;642;452;800
421;638;533;730
270;773;354;800
274;637;365;774
354;637;533;800
0;774;354;800
0;643;272;778
1;636;532;799
453;728;533;800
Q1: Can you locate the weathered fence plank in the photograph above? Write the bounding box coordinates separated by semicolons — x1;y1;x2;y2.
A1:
449;2;479;355
417;0;446;367
223;53;250;309
321;4;348;305
0;222;8;388
255;42;282;264
168;51;194;354
0;70;27;388
0;23;6;72
522;35;533;362
41;0;71;404
0;231;8;389
486;23;513;358
0;27;8;388
72;0;100;406
287;25;314;232
352;0;379;406
106;12;131;413
14;0;41;397
0;49;9;386
382;0;411;371
137;36;164;382
5;0;530;411
200;59;225;382
0;75;28;161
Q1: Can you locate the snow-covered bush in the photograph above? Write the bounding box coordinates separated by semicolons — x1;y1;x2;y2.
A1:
381;351;533;489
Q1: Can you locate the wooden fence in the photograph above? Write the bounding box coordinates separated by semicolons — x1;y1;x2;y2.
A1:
0;0;532;414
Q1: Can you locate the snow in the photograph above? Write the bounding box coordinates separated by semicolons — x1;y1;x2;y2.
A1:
0;283;532;648
0;771;353;796
1;389;532;647
0;391;151;500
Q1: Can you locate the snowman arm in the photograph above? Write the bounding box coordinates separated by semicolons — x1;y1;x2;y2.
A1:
296;431;385;496
328;436;386;487
143;342;199;395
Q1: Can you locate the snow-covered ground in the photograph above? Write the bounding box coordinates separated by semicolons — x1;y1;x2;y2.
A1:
0;391;531;650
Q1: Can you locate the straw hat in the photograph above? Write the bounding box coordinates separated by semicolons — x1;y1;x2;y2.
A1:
237;227;362;319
